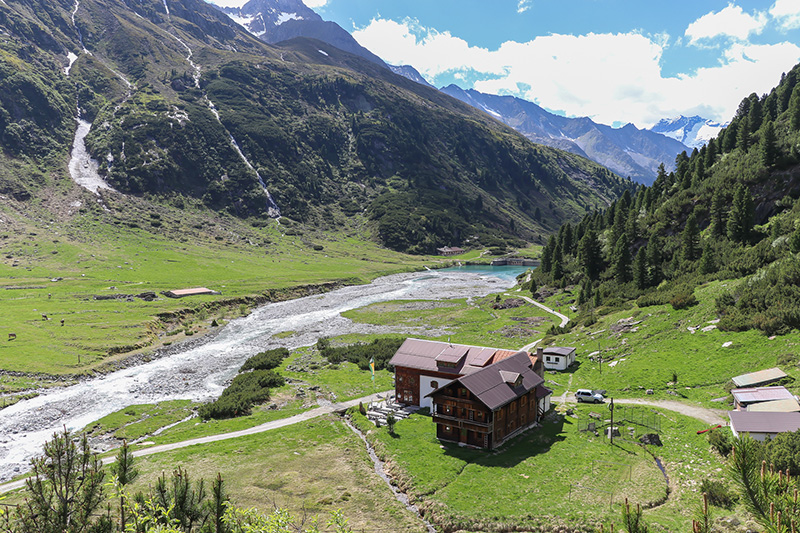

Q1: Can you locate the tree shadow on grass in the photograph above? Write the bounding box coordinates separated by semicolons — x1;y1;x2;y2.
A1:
439;414;568;468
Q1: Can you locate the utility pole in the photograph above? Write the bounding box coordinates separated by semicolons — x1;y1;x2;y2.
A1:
609;397;614;445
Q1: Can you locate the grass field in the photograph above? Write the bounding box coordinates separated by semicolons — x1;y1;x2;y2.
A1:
350;404;726;532
125;415;429;533
0;199;443;381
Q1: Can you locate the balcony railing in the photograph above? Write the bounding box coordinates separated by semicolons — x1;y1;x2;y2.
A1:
432;413;490;428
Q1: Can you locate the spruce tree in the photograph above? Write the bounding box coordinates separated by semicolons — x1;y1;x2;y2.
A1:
681;211;700;262
646;236;663;287
633;247;647;290
709;189;726;237
612;235;632;283
760;120;777;167
790;84;800;131
578;229;603;281
737;116;751;151
541;235;555;272
727;184;755;242
699;242;716;274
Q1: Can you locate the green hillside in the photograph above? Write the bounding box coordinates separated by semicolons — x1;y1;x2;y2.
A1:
0;0;630;255
533;62;800;337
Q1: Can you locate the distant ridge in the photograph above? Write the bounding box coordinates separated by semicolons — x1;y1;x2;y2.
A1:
440;85;689;185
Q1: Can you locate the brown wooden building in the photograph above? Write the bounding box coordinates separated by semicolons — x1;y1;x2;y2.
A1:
389;338;545;410
426;351;550;449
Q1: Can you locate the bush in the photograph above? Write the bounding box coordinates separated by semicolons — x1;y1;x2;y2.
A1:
700;478;738;508
199;369;285;419
669;291;697;310
708;429;732;457
319;337;404;371
239;348;289;372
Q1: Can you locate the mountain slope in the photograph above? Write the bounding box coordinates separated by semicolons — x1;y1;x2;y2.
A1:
0;0;632;255
217;0;387;68
440;85;689;185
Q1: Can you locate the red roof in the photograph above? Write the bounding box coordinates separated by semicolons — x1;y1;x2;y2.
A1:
389;338;533;375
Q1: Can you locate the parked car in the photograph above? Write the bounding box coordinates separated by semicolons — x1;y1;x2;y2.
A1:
576;389;605;403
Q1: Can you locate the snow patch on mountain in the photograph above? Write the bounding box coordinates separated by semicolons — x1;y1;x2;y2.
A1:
649;115;726;150
276;12;300;24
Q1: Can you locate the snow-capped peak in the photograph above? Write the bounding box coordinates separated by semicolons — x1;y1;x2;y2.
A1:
276;12;301;25
649;115;726;150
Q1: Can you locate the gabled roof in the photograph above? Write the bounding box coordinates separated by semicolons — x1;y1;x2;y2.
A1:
732;386;794;405
455;351;544;411
389;338;536;375
732;368;787;388
730;410;800;433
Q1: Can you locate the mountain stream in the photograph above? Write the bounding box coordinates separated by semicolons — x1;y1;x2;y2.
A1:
0;268;521;482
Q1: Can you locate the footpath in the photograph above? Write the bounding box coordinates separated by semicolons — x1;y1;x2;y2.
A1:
0;391;392;494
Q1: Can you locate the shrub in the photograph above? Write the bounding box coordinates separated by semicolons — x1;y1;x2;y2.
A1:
700;478;738;508
319;337;404;371
708;429;732;457
199;369;285;419
239;348;289;372
669;291;697;310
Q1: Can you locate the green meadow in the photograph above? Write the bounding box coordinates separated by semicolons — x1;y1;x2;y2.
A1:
0;201;445;383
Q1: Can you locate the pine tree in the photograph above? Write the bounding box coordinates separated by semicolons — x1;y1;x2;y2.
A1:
681;212;700;262
611;205;627;245
646;236;663;287
110;440;139;531
699;241;716;274
12;429;106;533
727;184;755;242
578;229;603;281
760;120;777;167
737;116;751;151
612;235;632;283
748;94;763;132
790;84;800;131
709;189;726;237
722;121;738;153
541;235;556;272
633;247;647;290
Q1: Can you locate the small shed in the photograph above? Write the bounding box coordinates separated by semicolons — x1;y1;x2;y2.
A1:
730;411;800;441
731;368;787;388
539;346;576;371
163;287;221;298
731;386;795;410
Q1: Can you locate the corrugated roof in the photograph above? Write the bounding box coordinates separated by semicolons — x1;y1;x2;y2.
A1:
535;384;552;399
732;386;794;405
732;368;787;388
436;345;469;364
748;398;800;413
730;410;800;433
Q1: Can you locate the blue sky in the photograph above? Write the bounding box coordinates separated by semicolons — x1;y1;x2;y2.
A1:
296;0;800;128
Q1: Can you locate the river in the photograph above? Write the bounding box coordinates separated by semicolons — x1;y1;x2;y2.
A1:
0;266;526;482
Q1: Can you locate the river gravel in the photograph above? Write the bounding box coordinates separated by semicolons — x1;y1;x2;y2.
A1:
1;268;518;481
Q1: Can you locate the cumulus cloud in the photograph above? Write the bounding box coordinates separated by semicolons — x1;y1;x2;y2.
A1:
685;5;767;45
517;0;532;14
770;0;800;30
352;17;800;127
302;0;328;8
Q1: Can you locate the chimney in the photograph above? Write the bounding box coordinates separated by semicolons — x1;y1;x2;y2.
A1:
536;346;544;358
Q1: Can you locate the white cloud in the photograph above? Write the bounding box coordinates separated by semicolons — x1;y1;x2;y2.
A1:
302;0;328;8
352;18;800;127
685;5;767;45
517;0;532;14
770;0;800;30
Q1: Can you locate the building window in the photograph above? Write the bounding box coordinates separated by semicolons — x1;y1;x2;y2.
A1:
545;356;551;362
398;376;404;383
469;410;474;420
431;381;438;389
459;388;468;397
521;396;527;407
445;426;451;433
445;405;451;414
